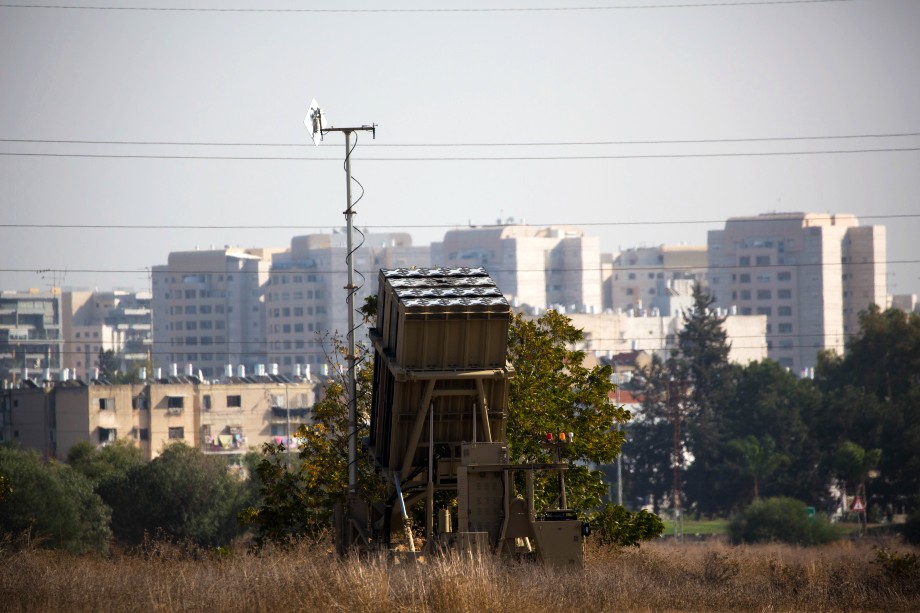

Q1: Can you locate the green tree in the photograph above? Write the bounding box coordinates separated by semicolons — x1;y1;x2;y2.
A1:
722;360;824;507
625;354;681;513
241;334;383;545
103;443;250;547
726;435;787;502
676;286;735;516
815;307;920;507
67;438;145;488
506;310;630;511
0;444;111;553
96;348;120;380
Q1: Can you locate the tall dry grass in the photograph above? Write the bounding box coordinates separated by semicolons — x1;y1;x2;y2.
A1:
1;534;918;612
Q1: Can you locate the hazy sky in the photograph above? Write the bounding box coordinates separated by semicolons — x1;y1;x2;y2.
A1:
1;0;918;297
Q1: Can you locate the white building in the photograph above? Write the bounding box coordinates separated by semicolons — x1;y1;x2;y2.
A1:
707;212;887;372
433;224;602;314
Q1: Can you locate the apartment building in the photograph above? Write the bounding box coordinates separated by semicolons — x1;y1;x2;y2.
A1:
707;212;887;372
0;289;63;384
3;373;316;460
432;224;602;313
151;247;285;380
264;231;430;369
566;307;767;366
607;245;708;312
60;290;152;378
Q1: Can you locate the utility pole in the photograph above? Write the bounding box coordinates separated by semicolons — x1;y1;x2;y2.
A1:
669;377;683;541
305;100;376;494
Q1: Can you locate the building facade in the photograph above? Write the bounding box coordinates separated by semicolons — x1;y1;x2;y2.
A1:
264;231;430;370
3;373;316;460
607;245;708;312
60;289;153;378
432;224;602;314
707;212;887;372
0;289;63;385
151;247;285;380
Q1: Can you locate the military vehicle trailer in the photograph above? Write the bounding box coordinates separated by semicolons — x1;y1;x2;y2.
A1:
335;267;587;566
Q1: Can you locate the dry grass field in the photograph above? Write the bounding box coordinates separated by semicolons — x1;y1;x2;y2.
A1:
1;534;918;612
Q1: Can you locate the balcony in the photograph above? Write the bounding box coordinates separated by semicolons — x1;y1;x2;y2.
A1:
271;406;310;422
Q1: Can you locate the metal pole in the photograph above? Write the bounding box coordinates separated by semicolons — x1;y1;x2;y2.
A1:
344;129;358;493
615;365;623;506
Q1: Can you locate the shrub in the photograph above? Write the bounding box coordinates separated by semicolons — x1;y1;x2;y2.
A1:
729;497;843;546
903;497;920;546
589;503;664;547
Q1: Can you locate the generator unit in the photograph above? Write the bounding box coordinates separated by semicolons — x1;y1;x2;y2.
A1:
335;267;586;566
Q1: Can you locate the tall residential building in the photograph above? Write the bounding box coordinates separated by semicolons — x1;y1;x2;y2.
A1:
60;290;152;378
0;289;62;384
151;247;285;380
607;245;708;312
432;224;602;313
707;212;887;372
264;231;430;370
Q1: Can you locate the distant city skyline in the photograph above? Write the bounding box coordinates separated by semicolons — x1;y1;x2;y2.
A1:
2;1;918;296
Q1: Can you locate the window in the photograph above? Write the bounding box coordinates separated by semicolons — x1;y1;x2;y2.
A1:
740;290;751;300
756;307;772;316
755;255;770;266
184;305;196;314
778;306;793;317
779;339;794;349
98;398;115;410
739;274;751;284
227;395;242;408
132;395;148;410
294;323;304;333
294;307;304;317
778;289;792;299
168;427;185;439
626;288;634;295
628;273;636;280
777;271;792;281
98;427;116;443
778;323;793;334
756;290;772;300
756;274;771;282
138;428;149;441
167;396;185;409
739;256;750;267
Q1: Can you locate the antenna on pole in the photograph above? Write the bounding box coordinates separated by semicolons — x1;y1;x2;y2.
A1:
304;98;376;496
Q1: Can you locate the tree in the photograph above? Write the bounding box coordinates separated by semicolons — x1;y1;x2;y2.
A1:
815;307;920;507
0;444;111;553
726;435;787;502
103;443;251;547
96;349;120;380
624;354;681;513
505;310;629;511
241;333;383;545
67;438;145;488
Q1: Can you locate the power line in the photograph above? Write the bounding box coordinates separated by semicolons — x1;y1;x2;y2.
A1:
1;213;918;230
0;1;856;14
4;130;917;148
3;146;919;161
3;259;918;276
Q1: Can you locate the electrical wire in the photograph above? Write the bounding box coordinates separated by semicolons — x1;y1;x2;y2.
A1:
1;212;918;230
2;258;918;276
4;130;918;148
0;1;857;13
3;146;919;161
